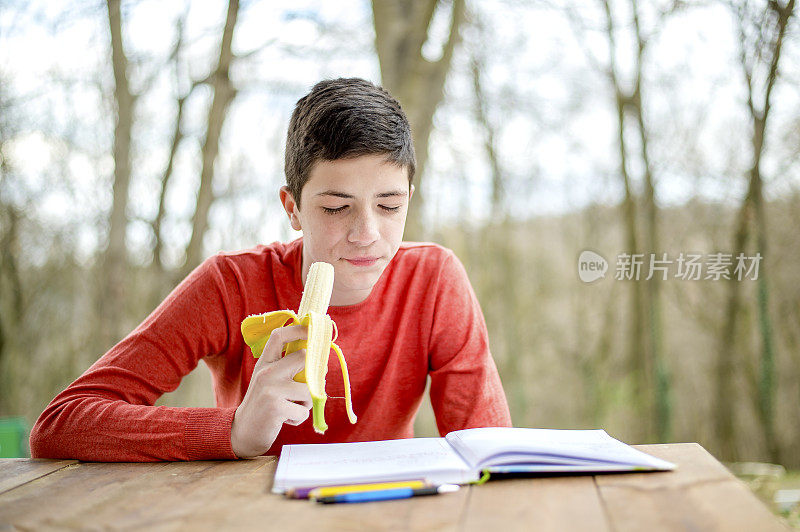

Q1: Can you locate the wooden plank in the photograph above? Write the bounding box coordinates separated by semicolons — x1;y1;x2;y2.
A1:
179;459;467;532
0;458;272;530
1;444;788;531
0;458;77;495
597;443;789;532
0;457;466;531
460;475;609;531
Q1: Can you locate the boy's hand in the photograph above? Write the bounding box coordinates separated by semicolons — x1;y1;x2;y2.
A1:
231;324;312;459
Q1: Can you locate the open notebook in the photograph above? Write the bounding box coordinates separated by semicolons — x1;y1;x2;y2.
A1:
272;427;675;493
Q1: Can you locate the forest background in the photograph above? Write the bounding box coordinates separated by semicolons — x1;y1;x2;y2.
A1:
0;0;798;473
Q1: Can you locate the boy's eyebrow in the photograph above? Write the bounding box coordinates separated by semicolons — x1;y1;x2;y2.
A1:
315;189;409;199
376;190;409;198
316;191;354;199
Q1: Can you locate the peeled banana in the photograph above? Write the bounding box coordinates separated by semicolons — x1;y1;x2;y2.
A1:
240;262;356;434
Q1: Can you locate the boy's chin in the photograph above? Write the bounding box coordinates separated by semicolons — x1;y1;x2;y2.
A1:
340;269;384;291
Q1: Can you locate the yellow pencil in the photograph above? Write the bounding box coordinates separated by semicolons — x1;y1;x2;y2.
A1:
308;480;429;500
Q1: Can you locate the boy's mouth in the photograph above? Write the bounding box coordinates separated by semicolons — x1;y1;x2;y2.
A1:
344;256;380;267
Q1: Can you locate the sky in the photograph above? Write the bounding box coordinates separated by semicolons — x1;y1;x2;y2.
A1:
1;0;798;265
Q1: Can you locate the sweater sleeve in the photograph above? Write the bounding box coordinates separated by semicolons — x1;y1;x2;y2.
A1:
427;250;513;435
29;256;241;462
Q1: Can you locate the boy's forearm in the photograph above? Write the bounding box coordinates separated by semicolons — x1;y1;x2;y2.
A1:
30;398;238;462
30;255;244;462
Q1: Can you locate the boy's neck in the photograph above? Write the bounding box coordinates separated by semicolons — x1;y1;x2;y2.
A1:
329;287;371;307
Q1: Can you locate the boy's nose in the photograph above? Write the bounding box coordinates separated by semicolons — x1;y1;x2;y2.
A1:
348;211;380;245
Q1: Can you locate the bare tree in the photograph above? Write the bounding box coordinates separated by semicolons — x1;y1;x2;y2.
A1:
152;13;189;277
181;0;239;278
149;11;204;308
590;0;652;440
556;0;694;441
468;32;530;420
469;44;503;218
627;0;674;443
715;0;795;463
99;0;136;350
0;80;21;409
371;0;466;240
0;198;24;415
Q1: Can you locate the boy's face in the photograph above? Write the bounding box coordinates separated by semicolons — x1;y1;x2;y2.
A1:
280;153;414;306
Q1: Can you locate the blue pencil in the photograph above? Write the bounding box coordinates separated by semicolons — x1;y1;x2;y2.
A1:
315;484;460;504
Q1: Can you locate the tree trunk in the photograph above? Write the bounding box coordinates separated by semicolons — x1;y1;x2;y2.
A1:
749;0;794;464
716;0;794;463
630;0;671;443
468;39;524;420
100;0;135;352
636;96;671;443
753;163;779;463
601;0;649;441
152;14;191;281
182;0;239;278
716;194;750;461
152;95;185;274
371;0;465;240
470;50;503;218
0;204;23;415
149;93;187;312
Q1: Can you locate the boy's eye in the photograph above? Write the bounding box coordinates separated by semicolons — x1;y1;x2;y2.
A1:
322;206;347;214
379;205;401;212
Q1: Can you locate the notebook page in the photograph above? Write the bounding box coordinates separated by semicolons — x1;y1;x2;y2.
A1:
273;437;472;493
445;427;675;470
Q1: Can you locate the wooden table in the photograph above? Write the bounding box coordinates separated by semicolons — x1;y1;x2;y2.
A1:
0;443;788;531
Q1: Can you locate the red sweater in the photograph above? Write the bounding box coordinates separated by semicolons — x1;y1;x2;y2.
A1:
29;239;511;461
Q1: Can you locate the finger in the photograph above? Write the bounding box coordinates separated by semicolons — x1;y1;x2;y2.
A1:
255;324;308;366
273;324;309;344
269;349;308;380
284;380;312;406
283;400;311;426
293;398;313;410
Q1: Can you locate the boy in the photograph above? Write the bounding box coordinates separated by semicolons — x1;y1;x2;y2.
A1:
30;78;511;461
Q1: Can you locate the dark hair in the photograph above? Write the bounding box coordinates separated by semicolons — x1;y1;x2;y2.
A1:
284;78;416;206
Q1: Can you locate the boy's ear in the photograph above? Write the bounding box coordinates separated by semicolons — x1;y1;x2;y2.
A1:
279;186;303;231
409;184;415;200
